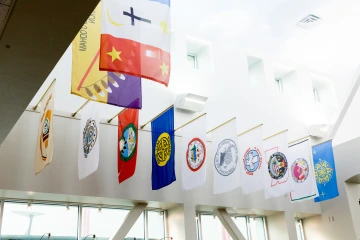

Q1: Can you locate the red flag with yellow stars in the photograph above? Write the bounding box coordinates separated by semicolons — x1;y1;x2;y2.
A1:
100;0;171;86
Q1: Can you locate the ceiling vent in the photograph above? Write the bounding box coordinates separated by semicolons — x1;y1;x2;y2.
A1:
297;14;322;29
0;0;16;39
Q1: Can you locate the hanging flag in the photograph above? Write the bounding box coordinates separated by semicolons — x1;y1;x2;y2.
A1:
100;0;171;86
35;82;56;175
312;140;339;202
238;125;264;194
151;107;176;190
71;3;142;109
289;139;319;202
182;114;207;191
263;131;295;199
78;101;100;180
213;119;241;194
118;108;139;183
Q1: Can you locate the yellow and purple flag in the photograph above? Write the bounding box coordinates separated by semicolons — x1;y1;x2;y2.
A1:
71;3;142;109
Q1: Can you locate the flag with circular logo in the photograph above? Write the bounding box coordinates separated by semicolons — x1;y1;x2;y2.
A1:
312;140;339;202
118;108;139;183
181;114;207;191
35;82;56;175
288;139;319;202
212;119;241;194
78;101;100;180
263;130;295;199
151;107;176;190
238;125;264;194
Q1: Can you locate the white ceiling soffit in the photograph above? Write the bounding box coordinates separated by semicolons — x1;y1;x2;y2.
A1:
0;0;16;39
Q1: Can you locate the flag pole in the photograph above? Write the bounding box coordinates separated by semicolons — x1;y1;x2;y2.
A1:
33;79;56;111
206;117;236;134
108;108;127;123
288;135;311;145
263;129;288;141
237;124;263;137
175;113;206;131
72;100;90;117
312;138;333;147
140;105;174;129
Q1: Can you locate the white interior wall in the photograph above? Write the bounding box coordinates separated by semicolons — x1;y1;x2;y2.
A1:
266;213;289;240
345;183;360;239
167;205;186;240
281;71;299;96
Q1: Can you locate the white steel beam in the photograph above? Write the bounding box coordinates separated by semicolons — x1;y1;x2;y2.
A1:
214;208;246;240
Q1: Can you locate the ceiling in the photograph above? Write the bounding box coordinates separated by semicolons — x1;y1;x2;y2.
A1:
0;0;99;144
2;0;360;144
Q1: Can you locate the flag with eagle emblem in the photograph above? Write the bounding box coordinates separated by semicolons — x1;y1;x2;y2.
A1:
212;119;241;194
100;0;171;86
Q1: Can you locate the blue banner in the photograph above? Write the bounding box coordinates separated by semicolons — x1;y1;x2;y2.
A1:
312;140;339;202
151;107;176;190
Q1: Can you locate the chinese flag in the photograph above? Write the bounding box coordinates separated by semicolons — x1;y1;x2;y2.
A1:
118;108;139;183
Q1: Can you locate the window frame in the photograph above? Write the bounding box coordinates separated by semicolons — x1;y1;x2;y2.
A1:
187;53;198;69
275;79;283;92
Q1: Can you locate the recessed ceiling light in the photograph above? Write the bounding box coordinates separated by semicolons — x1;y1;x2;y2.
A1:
297;14;322;29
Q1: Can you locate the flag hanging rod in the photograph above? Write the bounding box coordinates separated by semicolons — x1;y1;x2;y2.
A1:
206;117;236;134
175;113;207;131
263;129;288;141
72;100;90;117
108;108;127;123
33;79;56;111
140;105;174;129
288;135;311;145
312;138;333;147
237;124;263;137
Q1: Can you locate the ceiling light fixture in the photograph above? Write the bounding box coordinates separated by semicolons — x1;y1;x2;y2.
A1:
175;93;208;113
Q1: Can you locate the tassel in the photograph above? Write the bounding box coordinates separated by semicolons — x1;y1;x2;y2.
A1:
108;75;119;88
94;84;105;97
101;80;112;93
85;87;96;100
114;72;126;80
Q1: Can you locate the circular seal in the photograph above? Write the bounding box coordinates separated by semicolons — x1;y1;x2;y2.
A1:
214;139;238;176
314;160;333;185
83;119;98;158
40;110;51;161
243;148;262;174
186;138;206;172
119;123;137;162
268;152;288;180
291;158;309;183
155;132;172;167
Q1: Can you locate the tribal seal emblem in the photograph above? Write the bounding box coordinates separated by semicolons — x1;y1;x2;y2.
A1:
314;159;333;185
40;110;52;161
155;132;172;167
291;158;309;183
119;123;137;162
214;139;238;176
268;152;288;180
243;147;262;175
186;138;206;172
83;119;98;158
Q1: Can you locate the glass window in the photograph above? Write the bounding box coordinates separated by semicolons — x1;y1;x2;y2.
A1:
233;217;249;240
187;54;197;69
200;214;234;240
296;220;305;240
148;211;165;240
1;202;78;240
249;217;267;240
81;207;144;240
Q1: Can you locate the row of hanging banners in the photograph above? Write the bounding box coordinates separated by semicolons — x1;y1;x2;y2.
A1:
33;0;338;204
34;82;339;203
